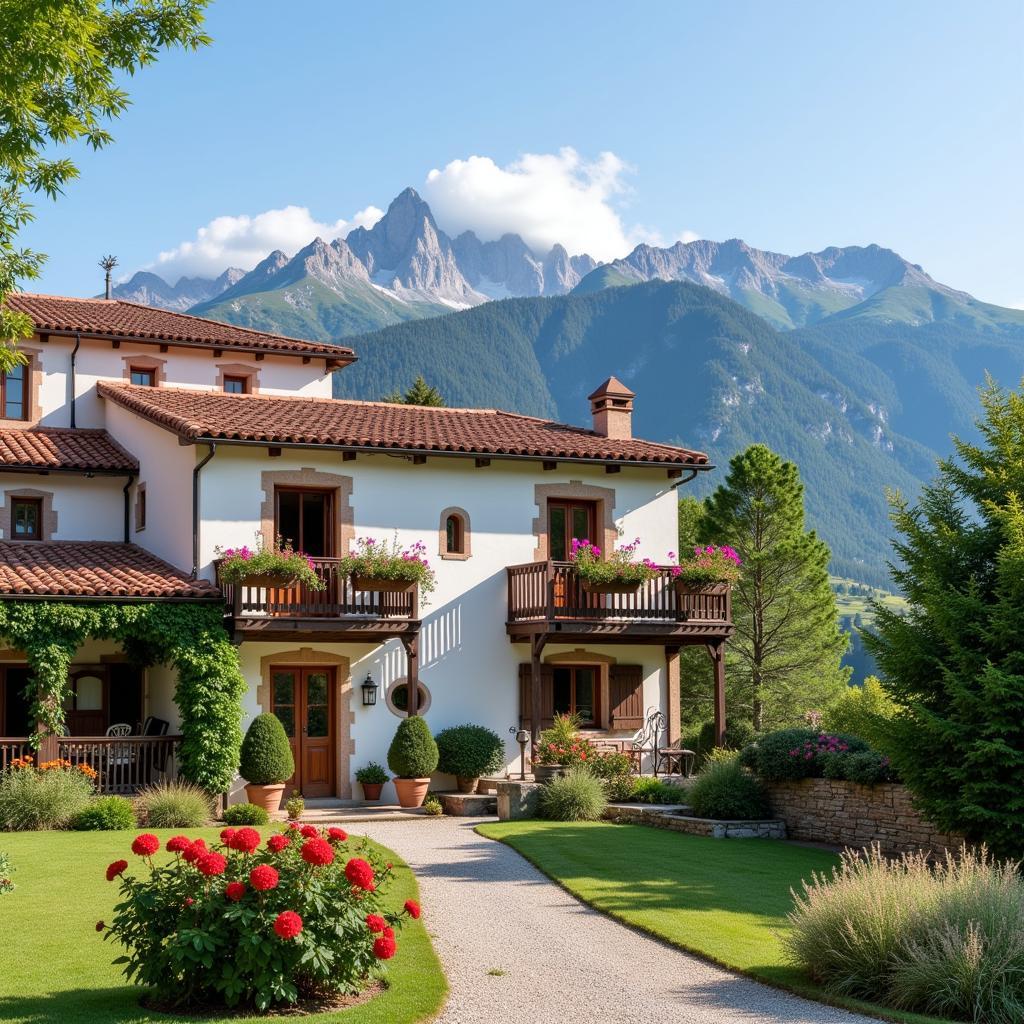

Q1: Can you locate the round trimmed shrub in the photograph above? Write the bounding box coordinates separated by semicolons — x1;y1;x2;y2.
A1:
222;802;270;826
387;716;439;779
689;756;769;820
135;780;213;828
538;768;608;821
0;764;94;830
435;724;504;780
239;713;294;785
740;728;868;781
72;795;136;830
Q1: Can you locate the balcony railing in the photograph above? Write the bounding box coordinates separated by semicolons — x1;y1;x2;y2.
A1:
506;561;732;625
218;558;419;621
2;735;181;795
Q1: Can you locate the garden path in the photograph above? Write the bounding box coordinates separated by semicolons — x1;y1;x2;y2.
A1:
359;817;876;1024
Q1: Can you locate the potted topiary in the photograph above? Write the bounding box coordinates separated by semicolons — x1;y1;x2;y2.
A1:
435;724;505;793
239;712;295;812
386;716;439;808
355;762;388;801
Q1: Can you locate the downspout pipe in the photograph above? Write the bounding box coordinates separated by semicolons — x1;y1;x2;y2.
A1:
69;333;81;429
191;443;216;578
122;473;135;543
669;468;701;489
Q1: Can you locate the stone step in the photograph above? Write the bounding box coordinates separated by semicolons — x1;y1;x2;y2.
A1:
436;791;498;817
479;775;533;794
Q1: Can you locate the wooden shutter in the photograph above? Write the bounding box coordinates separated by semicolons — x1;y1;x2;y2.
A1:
608;665;644;730
518;664;555;730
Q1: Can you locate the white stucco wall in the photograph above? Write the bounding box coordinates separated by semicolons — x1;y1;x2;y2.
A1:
0;471;125;541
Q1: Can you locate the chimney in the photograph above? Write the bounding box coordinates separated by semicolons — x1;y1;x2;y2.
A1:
98;254;118;300
588;376;635;439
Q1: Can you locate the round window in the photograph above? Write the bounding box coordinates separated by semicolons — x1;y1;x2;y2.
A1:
385;678;431;717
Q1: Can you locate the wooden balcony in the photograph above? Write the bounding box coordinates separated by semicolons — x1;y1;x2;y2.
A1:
217;558;421;644
506;561;733;645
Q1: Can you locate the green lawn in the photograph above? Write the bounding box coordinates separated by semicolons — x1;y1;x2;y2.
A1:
0;829;446;1024
478;821;954;1024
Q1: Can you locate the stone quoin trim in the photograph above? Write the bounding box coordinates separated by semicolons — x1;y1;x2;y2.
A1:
0;347;43;428
257;648;355;800
121;353;166;387
438;506;471;560
0;486;57;541
532;481;618;563
259;468;354;557
215;362;261;394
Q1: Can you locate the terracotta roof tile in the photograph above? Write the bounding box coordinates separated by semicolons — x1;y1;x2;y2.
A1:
5;293;352;361
0;428;137;473
97;383;708;466
0;541;219;599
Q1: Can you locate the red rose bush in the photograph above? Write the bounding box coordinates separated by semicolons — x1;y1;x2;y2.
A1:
102;828;420;1010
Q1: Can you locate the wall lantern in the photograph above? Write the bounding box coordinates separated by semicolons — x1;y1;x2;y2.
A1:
361;673;379;706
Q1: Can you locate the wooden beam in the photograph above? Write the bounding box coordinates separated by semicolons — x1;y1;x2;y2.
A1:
268;446;282;457
342;451;357;462
474;457;491;468
213;348;223;358
667;468;683;479
665;645;681;745
605;464;621;474
255;352;265;361
111;339;120;349
530;633;546;749
706;642;726;746
411;455;427;465
542;461;557;471
401;635;420;716
302;356;311;364
159;344;169;354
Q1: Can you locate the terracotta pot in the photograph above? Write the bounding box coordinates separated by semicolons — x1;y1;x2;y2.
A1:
352;575;416;594
392;777;431;808
243;782;286;812
581;580;642;595
532;764;570;783
360;782;384;801
456;775;479;794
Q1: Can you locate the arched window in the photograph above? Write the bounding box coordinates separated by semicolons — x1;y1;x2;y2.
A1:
438;507;471;560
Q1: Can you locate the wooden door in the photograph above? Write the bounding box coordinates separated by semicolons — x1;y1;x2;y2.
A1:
548;500;597;608
270;666;335;798
66;669;107;735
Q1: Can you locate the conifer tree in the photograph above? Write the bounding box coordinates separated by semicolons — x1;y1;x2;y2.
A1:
866;378;1024;856
700;444;849;731
383;375;445;407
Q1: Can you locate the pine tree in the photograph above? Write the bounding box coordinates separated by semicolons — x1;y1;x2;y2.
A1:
866;378;1024;856
700;444;849;731
383;375;445;407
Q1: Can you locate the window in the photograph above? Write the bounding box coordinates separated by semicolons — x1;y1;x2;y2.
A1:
223;375;248;394
275;488;333;557
1;364;27;420
438;507;471;559
386;679;431;717
135;485;146;532
11;497;41;540
445;514;462;554
548;500;597;561
130;367;155;387
552;665;598;726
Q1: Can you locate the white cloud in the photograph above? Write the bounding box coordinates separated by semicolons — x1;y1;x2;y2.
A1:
423;148;664;261
149;204;383;281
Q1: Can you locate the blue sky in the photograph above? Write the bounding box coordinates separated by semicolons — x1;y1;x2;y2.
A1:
28;0;1024;306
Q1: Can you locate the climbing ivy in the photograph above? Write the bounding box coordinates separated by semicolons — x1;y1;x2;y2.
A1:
0;601;245;793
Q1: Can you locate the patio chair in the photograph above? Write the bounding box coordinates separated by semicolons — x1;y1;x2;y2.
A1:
626;707;666;775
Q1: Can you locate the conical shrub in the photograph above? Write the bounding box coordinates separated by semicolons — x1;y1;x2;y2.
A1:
239;713;294;784
387;716;439;779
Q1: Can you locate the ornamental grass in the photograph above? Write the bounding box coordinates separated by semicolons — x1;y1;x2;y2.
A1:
785;844;1024;1024
0;758;95;830
102;824;421;1011
135;780;213;829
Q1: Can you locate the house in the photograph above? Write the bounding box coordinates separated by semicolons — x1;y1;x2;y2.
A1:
0;293;732;802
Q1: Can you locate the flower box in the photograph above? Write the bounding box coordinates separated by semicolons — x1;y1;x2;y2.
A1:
582;580;642;595
242;572;298;589
352;575;417;594
675;580;731;595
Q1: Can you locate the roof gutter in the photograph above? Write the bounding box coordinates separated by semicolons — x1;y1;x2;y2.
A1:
0;593;222;605
191;443;216;578
0;465;138;477
189;435;715;473
69;332;81;428
669;468;702;488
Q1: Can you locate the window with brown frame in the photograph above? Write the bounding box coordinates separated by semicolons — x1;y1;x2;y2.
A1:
444;513;464;555
275;488;333;557
223;375;249;394
10;497;42;540
547;500;597;561
1;364;28;420
130;367;156;387
551;665;599;726
136;486;146;532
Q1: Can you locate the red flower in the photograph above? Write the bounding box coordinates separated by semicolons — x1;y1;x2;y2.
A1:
404;899;421;919
106;859;128;882
267;833;290;853
249;864;279;891
131;833;160;857
344;857;375;890
327;827;348;843
197;852;227;877
301;838;334;867
95;920;105;932
365;913;387;933
273;910;303;940
229;827;261;854
220;827;236;844
300;824;319;839
166;835;191;854
225;881;246;901
288;821;300;831
373;932;397;959
184;897;194;907
182;838;207;864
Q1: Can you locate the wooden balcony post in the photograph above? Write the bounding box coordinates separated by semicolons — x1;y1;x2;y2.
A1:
530;633;546;748
402;634;420;716
544;560;555;619
665;645;681;745
707;642;727;746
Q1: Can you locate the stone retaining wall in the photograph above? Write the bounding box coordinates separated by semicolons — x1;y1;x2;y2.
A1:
605;803;786;839
766;778;966;856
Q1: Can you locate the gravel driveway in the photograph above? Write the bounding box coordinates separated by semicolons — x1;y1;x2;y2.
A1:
358;817;876;1024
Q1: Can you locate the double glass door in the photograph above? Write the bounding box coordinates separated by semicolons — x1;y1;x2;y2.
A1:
271;667;334;797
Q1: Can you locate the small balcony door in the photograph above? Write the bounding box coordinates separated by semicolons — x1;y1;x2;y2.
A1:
271;667;335;797
275;488;333;558
548;500;597;608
